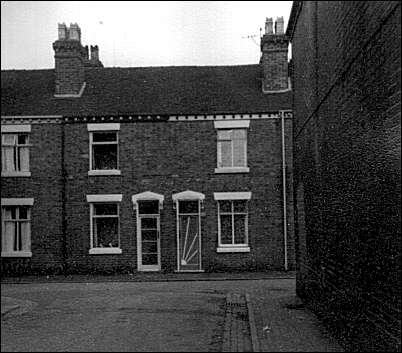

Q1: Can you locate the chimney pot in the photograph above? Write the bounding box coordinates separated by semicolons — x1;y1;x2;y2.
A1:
69;23;81;41
58;23;67;40
265;18;273;35
275;17;284;34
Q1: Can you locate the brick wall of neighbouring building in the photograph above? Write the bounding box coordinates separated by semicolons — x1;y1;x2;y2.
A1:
288;1;401;351
1;117;295;275
1;123;65;274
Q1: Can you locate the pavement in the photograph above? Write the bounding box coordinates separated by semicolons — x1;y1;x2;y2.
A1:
1;270;295;284
1;272;344;352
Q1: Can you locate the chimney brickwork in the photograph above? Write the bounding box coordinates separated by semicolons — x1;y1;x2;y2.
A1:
53;23;102;96
260;17;290;93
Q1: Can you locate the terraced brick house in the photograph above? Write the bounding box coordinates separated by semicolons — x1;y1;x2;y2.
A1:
1;18;294;275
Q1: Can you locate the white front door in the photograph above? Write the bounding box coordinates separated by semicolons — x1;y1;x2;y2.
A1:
137;200;161;271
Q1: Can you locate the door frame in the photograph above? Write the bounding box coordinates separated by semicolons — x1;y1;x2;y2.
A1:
136;213;161;271
172;190;205;272
132;191;164;272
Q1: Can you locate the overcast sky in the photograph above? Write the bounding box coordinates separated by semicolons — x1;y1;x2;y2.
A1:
1;1;292;69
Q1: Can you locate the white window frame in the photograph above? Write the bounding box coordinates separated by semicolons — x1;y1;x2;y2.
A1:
1;125;32;177
87;123;121;176
1;198;34;257
214;120;250;174
86;194;122;254
214;192;251;252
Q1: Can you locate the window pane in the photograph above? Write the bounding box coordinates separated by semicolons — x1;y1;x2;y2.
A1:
178;201;199;214
220;215;232;244
141;229;158;242
18;147;30;171
94;203;118;215
234;200;247;213
138;200;159;214
142;241;158;254
233;138;246;167
93;144;118;170
3;221;15;252
4;207;17;220
219;201;232;213
17;134;29;145
234;215;246;244
15;225;22;251
94;217;119;248
218;130;232;140
141;217;157;229
2;146;16;171
233;129;246;139
18;206;29;219
20;221;31;251
142;254;158;265
219;141;232;167
92;132;117;142
2;134;16;145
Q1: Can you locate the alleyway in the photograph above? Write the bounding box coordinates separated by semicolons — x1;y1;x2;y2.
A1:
1;276;343;352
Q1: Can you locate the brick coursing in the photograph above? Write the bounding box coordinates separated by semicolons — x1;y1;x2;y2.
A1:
260;34;290;91
290;1;401;351
1;118;295;275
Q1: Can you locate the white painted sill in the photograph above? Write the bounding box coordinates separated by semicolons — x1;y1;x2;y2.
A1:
88;170;121;176
89;248;122;255
1;171;31;177
214;167;250;174
216;246;250;253
1;251;32;257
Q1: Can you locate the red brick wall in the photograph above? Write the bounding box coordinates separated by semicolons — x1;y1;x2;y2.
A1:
260;35;289;91
1;123;65;274
53;40;85;95
62;119;294;273
291;1;401;351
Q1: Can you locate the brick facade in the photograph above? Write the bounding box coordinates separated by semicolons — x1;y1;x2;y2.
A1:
288;1;401;351
1;117;294;275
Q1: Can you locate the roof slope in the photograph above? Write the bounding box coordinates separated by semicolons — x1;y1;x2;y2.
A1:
1;65;291;116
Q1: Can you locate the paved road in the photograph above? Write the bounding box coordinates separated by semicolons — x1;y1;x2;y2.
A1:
1;279;342;352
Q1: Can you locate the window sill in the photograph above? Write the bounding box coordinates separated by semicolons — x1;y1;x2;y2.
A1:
89;248;122;255
216;246;250;253
214;167;249;174
1;171;31;177
1;251;32;257
88;170;121;176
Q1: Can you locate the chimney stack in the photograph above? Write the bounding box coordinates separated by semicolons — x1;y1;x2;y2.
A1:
88;45;103;67
260;16;290;93
53;23;102;96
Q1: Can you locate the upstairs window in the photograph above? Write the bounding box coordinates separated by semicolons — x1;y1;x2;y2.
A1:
1;124;31;177
217;129;247;168
214;120;250;173
88;123;120;176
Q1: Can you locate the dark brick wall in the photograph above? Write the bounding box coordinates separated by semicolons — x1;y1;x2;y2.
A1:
53;40;86;95
63;119;294;273
260;34;289;91
291;1;401;351
1;124;65;274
